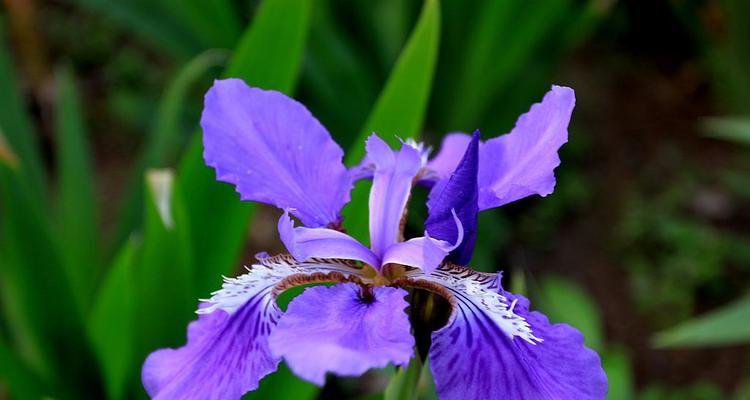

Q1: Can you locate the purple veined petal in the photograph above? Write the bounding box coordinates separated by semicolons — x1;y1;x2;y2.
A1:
425;130;479;265
478;85;575;210
142;255;365;400
201;79;352;227
268;283;414;385
424;132;473;182
367;135;423;257
278;210;380;268
404;263;607;400
382;210;464;273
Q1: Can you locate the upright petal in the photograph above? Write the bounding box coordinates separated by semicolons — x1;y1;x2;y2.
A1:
403;264;607;400
478;86;575;210
142;256;365;400
425;131;479;265
278;211;380;268
202;79;352;227
367;135;422;257
424;133;473;181
268;283;414;385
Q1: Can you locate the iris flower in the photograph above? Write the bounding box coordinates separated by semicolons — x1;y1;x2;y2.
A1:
142;79;608;399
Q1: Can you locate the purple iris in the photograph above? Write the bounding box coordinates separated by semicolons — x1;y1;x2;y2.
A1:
141;79;608;399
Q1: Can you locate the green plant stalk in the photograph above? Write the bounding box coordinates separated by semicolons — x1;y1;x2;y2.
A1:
385;355;424;400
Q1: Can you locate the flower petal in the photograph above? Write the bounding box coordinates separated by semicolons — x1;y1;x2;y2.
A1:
201;79;352;227
142;256;364;399
268;283;414;385
278;210;380;267
424;132;473;181
404;264;607;400
425;130;479;265
382;210;464;273
367;135;422;257
478;85;575;210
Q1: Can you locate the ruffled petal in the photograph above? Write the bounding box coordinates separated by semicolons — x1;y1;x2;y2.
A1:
425;131;479;265
367;135;422;257
404;264;607;400
478;86;575;210
382;210;464;273
278;210;380;268
268;283;414;385
201;79;352;227
142;256;364;400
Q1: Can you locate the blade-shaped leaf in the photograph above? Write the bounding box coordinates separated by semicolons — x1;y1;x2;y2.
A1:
653;293;750;347
54;65;100;312
0;334;50;399
385;356;424;400
113;49;228;251
88;239;138;400
175;0;313;297
342;0;441;242
703;116;750;146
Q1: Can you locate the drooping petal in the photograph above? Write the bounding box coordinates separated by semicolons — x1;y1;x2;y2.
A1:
278;210;380;268
425;130;479;265
142;256;365;400
404;263;607;400
367;135;422;257
268;283;414;385
382;210;464;273
478;85;575;210
424;133;473;181
202;79;352;227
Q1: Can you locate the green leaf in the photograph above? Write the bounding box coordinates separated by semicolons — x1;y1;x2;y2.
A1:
342;0;441;242
0;334;50;400
175;0;313;297
88;239;138;400
0;20;46;203
113;49;228;251
158;0;241;50
535;275;604;352
136;169;194;358
702;117;750;146
384;357;424;400
601;346;634;400
243;363;318;400
653;293;750;347
54;65;100;312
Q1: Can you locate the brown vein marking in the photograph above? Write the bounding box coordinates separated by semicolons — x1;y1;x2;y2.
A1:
392;277;457;308
272;271;364;297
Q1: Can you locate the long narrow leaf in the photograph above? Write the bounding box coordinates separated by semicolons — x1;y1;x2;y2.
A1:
88;239;138;400
54;65;100;312
653;293;750;347
342;0;441;241
176;0;313;297
0;334;50;399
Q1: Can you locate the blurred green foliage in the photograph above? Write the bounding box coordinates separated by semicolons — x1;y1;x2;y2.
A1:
0;0;749;399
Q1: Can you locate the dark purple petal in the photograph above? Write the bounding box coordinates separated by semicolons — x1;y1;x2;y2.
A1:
202;79;352;227
268;283;414;385
278;210;380;267
478;86;575;210
405;264;607;400
366;135;422;257
425;133;473;181
142;256;365;399
425;130;479;265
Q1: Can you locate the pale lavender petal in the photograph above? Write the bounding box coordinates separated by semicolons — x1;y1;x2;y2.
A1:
478;86;575;210
425;130;479;265
424;133;473;181
367;135;422;257
268;283;414;385
382;210;464;273
278;211;380;267
202;79;352;227
405;264;607;400
142;256;365;400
